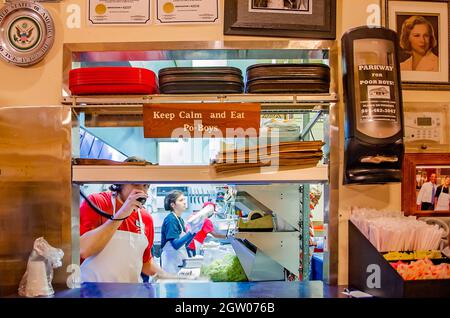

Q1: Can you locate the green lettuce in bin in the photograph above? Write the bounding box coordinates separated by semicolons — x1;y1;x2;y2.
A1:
201;254;248;282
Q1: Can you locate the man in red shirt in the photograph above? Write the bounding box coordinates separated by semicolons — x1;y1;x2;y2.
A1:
80;180;170;283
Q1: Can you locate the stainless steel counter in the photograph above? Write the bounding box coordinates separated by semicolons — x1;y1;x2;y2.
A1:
51;281;347;298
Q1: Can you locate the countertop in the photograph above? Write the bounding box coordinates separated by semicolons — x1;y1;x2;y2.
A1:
50;281;348;298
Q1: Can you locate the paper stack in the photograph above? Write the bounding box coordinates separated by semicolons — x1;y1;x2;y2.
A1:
212;141;324;173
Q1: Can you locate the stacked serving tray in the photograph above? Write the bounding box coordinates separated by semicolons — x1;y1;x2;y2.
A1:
69;67;158;95
68;64;331;95
245;63;330;94
158;66;244;94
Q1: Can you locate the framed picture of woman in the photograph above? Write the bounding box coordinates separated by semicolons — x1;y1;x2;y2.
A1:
384;0;450;88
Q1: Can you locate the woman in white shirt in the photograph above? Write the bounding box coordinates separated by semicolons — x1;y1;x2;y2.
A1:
399;16;439;72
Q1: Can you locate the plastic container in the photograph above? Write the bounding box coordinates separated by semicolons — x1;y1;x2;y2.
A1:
25;261;52;297
69;67;158;95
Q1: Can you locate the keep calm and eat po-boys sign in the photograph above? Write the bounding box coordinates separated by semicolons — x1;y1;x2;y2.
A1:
143;103;261;138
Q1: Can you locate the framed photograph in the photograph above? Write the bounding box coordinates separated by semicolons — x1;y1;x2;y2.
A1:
224;0;336;39
402;153;450;216
384;0;450;89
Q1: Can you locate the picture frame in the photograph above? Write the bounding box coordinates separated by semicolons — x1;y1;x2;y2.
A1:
384;0;450;90
402;153;450;216
224;0;336;39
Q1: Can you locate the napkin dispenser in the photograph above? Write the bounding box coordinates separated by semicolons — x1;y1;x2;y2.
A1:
342;26;404;184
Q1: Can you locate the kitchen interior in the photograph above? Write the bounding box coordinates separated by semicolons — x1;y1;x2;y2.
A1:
78;119;327;283
71;46;332;284
0;43;336;297
80;181;326;283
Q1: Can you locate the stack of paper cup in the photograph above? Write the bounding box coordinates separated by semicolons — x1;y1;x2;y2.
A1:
25;261;52;297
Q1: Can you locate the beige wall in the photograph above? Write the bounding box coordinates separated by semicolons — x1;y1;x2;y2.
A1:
336;0;450;285
0;0;310;106
1;0;450;286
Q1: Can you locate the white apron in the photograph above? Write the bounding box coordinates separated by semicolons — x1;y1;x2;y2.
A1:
436;190;450;211
81;194;148;283
161;212;188;274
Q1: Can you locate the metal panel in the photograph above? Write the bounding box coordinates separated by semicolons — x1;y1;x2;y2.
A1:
0;106;72;296
63;95;335;128
323;38;340;285
234;232;299;276
230;239;285;282
236;185;301;231
300;184;311;280
325;100;339;285
63;94;338;105
64;40;335;63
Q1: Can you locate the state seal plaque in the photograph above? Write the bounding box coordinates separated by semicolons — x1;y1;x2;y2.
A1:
0;1;55;66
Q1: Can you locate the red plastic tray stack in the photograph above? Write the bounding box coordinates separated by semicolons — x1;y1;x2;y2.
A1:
69;67;158;95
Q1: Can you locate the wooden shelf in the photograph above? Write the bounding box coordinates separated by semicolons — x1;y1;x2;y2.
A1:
72;164;328;184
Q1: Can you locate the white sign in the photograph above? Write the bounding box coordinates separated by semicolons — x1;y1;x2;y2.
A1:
155;0;219;24
88;0;151;25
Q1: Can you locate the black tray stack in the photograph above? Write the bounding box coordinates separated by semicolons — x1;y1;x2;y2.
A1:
158;67;244;94
245;63;330;94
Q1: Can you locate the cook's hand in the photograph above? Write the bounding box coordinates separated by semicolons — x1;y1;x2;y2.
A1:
115;190;148;219
188;219;204;234
152;271;178;281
